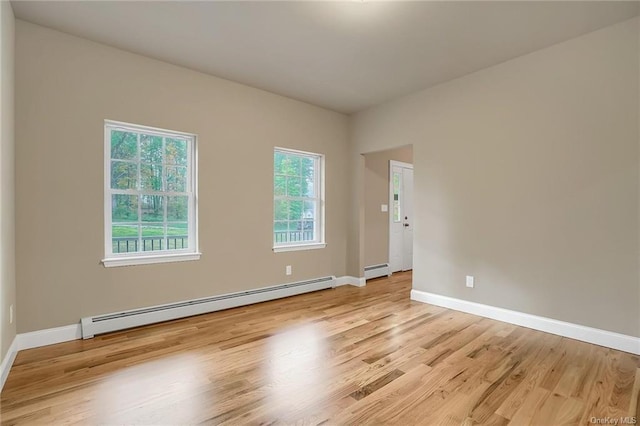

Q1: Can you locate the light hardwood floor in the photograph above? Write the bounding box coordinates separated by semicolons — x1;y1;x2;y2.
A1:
1;272;638;425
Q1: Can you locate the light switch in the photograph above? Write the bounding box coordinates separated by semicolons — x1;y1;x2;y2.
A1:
381;204;388;212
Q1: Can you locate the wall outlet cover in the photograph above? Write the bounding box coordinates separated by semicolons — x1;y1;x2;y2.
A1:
466;276;474;288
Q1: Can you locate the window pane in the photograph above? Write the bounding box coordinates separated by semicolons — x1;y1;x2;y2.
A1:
275;200;289;221
140;134;163;164
393;172;400;194
165;138;187;165
303;201;315;219
141;164;163;191
274;175;286;196
276;153;301;176
166;166;187;192
142;225;165;251
301;157;314;177
289;200;303;220
302;221;315;241
167;223;188;249
274;152;286;175
393;172;401;222
112;225;139;253
393;201;400;223
288;221;302;242
287;156;301;176
111;131;137;160
112;195;138;222
286;176;302;197
274;221;288;244
111;161;138;190
301;176;315;197
141;195;164;222
167;196;188;221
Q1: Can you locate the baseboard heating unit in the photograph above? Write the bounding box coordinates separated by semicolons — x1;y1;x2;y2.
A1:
81;276;336;338
364;263;391;280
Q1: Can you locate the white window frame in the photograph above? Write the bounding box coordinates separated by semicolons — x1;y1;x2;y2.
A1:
273;147;326;253
102;120;200;267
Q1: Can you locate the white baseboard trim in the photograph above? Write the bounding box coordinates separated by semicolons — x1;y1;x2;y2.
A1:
0;337;18;391
410;289;640;355
0;324;82;393
336;276;366;287
16;324;82;351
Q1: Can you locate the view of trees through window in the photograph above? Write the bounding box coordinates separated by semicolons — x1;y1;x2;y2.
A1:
109;126;191;254
274;149;319;245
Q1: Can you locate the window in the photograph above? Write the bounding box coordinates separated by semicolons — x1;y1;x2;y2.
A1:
103;120;199;267
393;171;401;223
273;148;325;252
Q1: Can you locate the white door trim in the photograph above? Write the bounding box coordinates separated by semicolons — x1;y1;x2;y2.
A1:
389;160;414;273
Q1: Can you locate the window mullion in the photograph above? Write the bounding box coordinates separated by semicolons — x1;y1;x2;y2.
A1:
162;137;168;251
137;132;142;253
111;189;187;196
185;138;190;250
107;129;113;256
315;157;320;243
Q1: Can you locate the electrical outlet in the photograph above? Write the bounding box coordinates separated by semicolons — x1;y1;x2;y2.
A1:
9;305;13;324
286;265;292;276
466;276;474;288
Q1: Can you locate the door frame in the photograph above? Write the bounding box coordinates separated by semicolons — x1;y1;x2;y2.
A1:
388;160;413;273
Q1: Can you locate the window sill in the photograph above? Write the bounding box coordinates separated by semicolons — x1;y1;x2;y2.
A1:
102;252;202;268
272;243;326;253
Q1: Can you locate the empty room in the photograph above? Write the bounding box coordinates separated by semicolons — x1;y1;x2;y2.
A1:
0;0;639;424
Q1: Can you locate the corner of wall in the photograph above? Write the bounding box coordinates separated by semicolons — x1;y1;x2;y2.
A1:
0;0;17;367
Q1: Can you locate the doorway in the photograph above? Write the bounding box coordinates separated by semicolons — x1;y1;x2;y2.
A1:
389;160;413;273
362;146;413;280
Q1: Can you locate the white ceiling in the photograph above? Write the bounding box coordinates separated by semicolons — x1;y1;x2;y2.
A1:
11;1;639;114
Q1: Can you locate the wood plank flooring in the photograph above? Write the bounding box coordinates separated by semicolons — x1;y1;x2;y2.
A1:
1;272;638;425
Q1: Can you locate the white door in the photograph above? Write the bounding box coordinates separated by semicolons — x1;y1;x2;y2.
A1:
389;161;414;273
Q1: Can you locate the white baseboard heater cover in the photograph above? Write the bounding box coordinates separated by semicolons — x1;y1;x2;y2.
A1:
81;276;336;339
364;263;390;280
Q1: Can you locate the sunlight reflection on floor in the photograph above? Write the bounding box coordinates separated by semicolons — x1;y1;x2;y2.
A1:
95;353;207;424
266;323;329;417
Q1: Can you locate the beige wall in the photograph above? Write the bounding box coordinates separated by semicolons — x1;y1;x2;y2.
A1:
351;18;640;337
364;146;412;267
11;14;640;339
0;1;16;362
15;21;349;333
345;140;364;279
